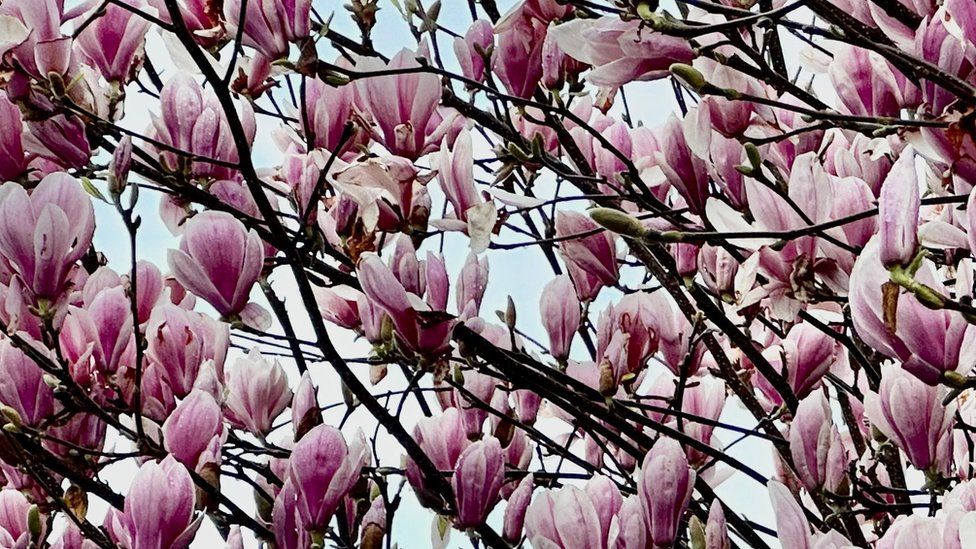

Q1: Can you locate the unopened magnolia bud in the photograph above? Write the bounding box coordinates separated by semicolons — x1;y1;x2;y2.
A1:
744;143;762;171
27;505;41;539
598;360;616;396
943;370;968;388
670;63;706;91
636;2;655;20
109;135;133;197
323;71;351;86
342;382;357;408
42;374;60;389
506;296;517;330
589;208;647;239
0;405;22;427
507;143;532;163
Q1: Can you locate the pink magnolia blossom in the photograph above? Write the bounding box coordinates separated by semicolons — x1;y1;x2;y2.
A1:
549;17;694;89
757;322;840;402
495;16;546;98
828;44;918;117
405;408;470;501
223;0;312;60
27;114;92;170
0;91;27;181
540;275;580;361
162;389;225;471
357;252;455;357
789;389;848;492
768;480;812;549
878;146;920;268
145;303;229;398
355;49;458;160
315;286;362;330
288;424;369;531
60;285;133;376
638;437;695;547
0;489;33;547
147;0;224;46
120;456;200;549
502;474;534;543
0;0;66;80
299;76;365;156
454;20;494;83
456;252;489;319
706;500;729;549
291;371;319;439
850;237;976;384
223;348;292;436
271;479;309;549
556;211;618;299
0;338;55;427
168;211;267;324
865;366;955;474
453;437;505;528
435;131;484;223
150;75;256;180
0;173;94;302
524;484;607;549
74;1;150;82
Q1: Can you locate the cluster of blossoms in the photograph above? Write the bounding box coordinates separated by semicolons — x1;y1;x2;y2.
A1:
2;0;976;547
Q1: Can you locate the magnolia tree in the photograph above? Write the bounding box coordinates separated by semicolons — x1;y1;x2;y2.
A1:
3;0;976;547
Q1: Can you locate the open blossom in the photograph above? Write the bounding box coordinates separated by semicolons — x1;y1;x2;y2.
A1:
223;348;292;436
435;131;484;223
146;0;224;46
0;338;56;427
355;48;458;160
0;173;94;302
549;17;694;89
224;0;312;60
828;44;918;117
145;304;229;398
0;0;67;80
74;1;150;82
849;237;976;385
0;92;27;181
150;74;256;180
357;252;455;357
865;366;955;474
